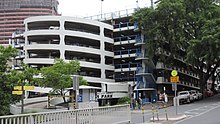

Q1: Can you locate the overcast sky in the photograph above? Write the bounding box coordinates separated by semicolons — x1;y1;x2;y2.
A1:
58;0;151;17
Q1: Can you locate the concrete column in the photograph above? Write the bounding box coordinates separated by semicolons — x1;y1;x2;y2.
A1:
59;19;65;60
24;35;28;63
100;26;106;79
59;19;65;30
59;34;65;60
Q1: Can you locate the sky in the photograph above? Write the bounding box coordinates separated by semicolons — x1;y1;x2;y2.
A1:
58;0;152;17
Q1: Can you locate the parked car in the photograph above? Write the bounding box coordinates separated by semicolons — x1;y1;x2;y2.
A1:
206;89;214;97
197;91;203;100
190;90;199;100
188;91;195;102
178;91;191;104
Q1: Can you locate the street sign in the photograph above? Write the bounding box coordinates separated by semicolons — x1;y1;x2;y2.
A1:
12;91;23;95
14;86;35;90
171;70;178;77
24;86;35;90
170;76;179;82
14;86;22;90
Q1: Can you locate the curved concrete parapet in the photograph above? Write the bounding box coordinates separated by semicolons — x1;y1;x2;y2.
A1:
22;16;115;84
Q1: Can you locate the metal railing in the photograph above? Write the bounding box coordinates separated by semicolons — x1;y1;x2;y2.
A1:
0;104;131;124
84;8;136;21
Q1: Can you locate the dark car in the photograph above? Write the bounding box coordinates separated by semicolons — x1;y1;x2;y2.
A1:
206;89;214;97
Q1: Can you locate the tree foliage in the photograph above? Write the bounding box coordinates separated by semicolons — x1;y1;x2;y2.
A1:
117;96;131;105
132;0;220;92
10;64;38;86
0;46;19;115
38;59;87;103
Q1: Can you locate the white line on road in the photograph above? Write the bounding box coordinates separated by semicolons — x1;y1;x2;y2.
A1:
173;104;220;124
184;111;199;115
193;108;207;111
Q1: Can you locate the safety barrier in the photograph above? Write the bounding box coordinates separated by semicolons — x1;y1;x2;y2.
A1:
0;104;131;124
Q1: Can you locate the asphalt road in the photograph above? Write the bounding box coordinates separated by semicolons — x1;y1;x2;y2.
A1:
131;93;220;124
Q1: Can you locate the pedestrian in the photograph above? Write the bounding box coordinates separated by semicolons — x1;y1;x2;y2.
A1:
159;93;164;101
137;96;142;109
131;97;135;110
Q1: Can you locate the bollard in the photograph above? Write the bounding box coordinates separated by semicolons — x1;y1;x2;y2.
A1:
164;104;168;120
142;106;145;123
143;102;154;123
156;105;159;121
152;104;154;122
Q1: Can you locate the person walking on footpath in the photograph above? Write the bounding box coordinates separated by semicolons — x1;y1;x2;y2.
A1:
131;97;136;110
137;96;142;109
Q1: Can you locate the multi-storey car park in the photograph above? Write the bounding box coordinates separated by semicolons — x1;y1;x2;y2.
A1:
85;8;200;102
0;0;58;46
10;16;128;105
11;8;201;105
87;9;158;103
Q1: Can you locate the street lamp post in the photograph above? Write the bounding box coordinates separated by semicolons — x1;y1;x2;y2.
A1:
150;0;154;8
136;0;139;8
101;0;104;19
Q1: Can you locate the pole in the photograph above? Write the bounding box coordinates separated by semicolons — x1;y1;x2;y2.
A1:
136;0;139;8
142;107;144;123
175;83;177;115
101;0;104;19
73;75;79;109
21;85;24;114
150;0;154;8
152;104;154;122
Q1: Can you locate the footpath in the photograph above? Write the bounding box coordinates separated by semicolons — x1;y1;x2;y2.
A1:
131;100;187;124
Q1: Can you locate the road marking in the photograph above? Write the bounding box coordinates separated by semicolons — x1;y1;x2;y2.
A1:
183;103;220;116
184;104;193;107
184;111;199;115
195;108;208;111
173;104;220;124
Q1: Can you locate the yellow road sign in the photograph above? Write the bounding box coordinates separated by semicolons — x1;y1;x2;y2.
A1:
171;70;178;77
170;76;179;82
14;86;35;90
24;86;35;90
12;91;23;95
14;86;22;90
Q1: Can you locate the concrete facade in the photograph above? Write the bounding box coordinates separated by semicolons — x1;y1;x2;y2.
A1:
11;16;128;101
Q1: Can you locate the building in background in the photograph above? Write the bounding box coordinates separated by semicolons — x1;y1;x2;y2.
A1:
86;9;157;103
0;0;59;46
11;8;201;105
10;16;128;106
85;8;200;102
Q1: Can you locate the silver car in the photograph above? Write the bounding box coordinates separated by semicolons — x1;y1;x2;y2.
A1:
178;91;191;104
190;90;198;100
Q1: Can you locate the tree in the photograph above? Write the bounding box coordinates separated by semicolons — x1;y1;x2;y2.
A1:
132;0;220;94
0;46;19;115
10;64;39;85
9;64;38;113
38;59;87;103
184;0;220;93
